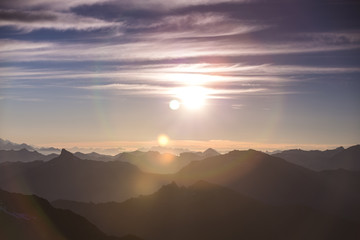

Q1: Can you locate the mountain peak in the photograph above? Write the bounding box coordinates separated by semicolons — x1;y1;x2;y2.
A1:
60;148;73;157
52;149;78;162
203;148;220;157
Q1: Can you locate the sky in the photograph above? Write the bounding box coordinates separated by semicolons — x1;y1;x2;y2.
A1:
0;0;359;152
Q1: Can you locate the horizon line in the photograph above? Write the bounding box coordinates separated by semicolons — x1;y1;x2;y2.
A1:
30;140;356;153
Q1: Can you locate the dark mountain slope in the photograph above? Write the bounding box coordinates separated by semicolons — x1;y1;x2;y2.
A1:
176;150;321;203
0;189;140;240
174;149;360;220
53;181;360;240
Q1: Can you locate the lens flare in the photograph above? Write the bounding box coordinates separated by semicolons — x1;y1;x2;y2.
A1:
157;134;169;146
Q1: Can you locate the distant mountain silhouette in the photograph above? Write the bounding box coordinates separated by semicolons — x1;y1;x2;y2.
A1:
0;149;58;163
0;189;141;240
0;138;221;173
147;146;191;155
114;151;182;173
0;138;35;151
174;149;360;221
0;149;170;202
0;138;60;154
114;148;220;174
53;181;360;240
74;152;113;161
274;145;359;171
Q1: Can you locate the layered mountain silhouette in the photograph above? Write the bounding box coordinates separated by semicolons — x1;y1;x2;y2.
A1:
0;149;58;163
114;148;220;174
72;148;220;174
0;149;170;202
0;138;60;154
174;149;360;221
274;145;360;171
0;138;35;151
53;181;360;240
1;147;359;222
0;189;141;240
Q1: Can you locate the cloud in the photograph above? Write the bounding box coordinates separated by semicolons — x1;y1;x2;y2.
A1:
80;82;271;100
0;9;118;31
0;39;54;51
1;58;359;103
0;0;111;10
1;35;358;65
231;104;243;109
1;0;359;105
0;95;43;102
0;9;56;22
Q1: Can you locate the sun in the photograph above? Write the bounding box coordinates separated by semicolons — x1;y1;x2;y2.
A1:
169;99;180;110
176;86;207;110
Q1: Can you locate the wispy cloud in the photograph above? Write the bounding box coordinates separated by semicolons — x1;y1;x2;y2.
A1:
1;37;358;65
2;60;359;102
80;82;267;99
0;9;118;31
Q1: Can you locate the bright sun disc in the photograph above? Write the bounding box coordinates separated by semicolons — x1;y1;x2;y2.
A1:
169;99;180;110
176;86;207;110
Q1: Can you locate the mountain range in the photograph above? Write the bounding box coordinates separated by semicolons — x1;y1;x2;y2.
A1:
53;181;360;240
0;138;60;154
273;145;360;171
0;149;170;202
0;145;220;174
113;148;220;174
2;138;358;173
1;147;359;222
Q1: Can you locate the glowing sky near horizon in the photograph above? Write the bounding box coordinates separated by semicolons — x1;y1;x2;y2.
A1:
0;0;359;150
